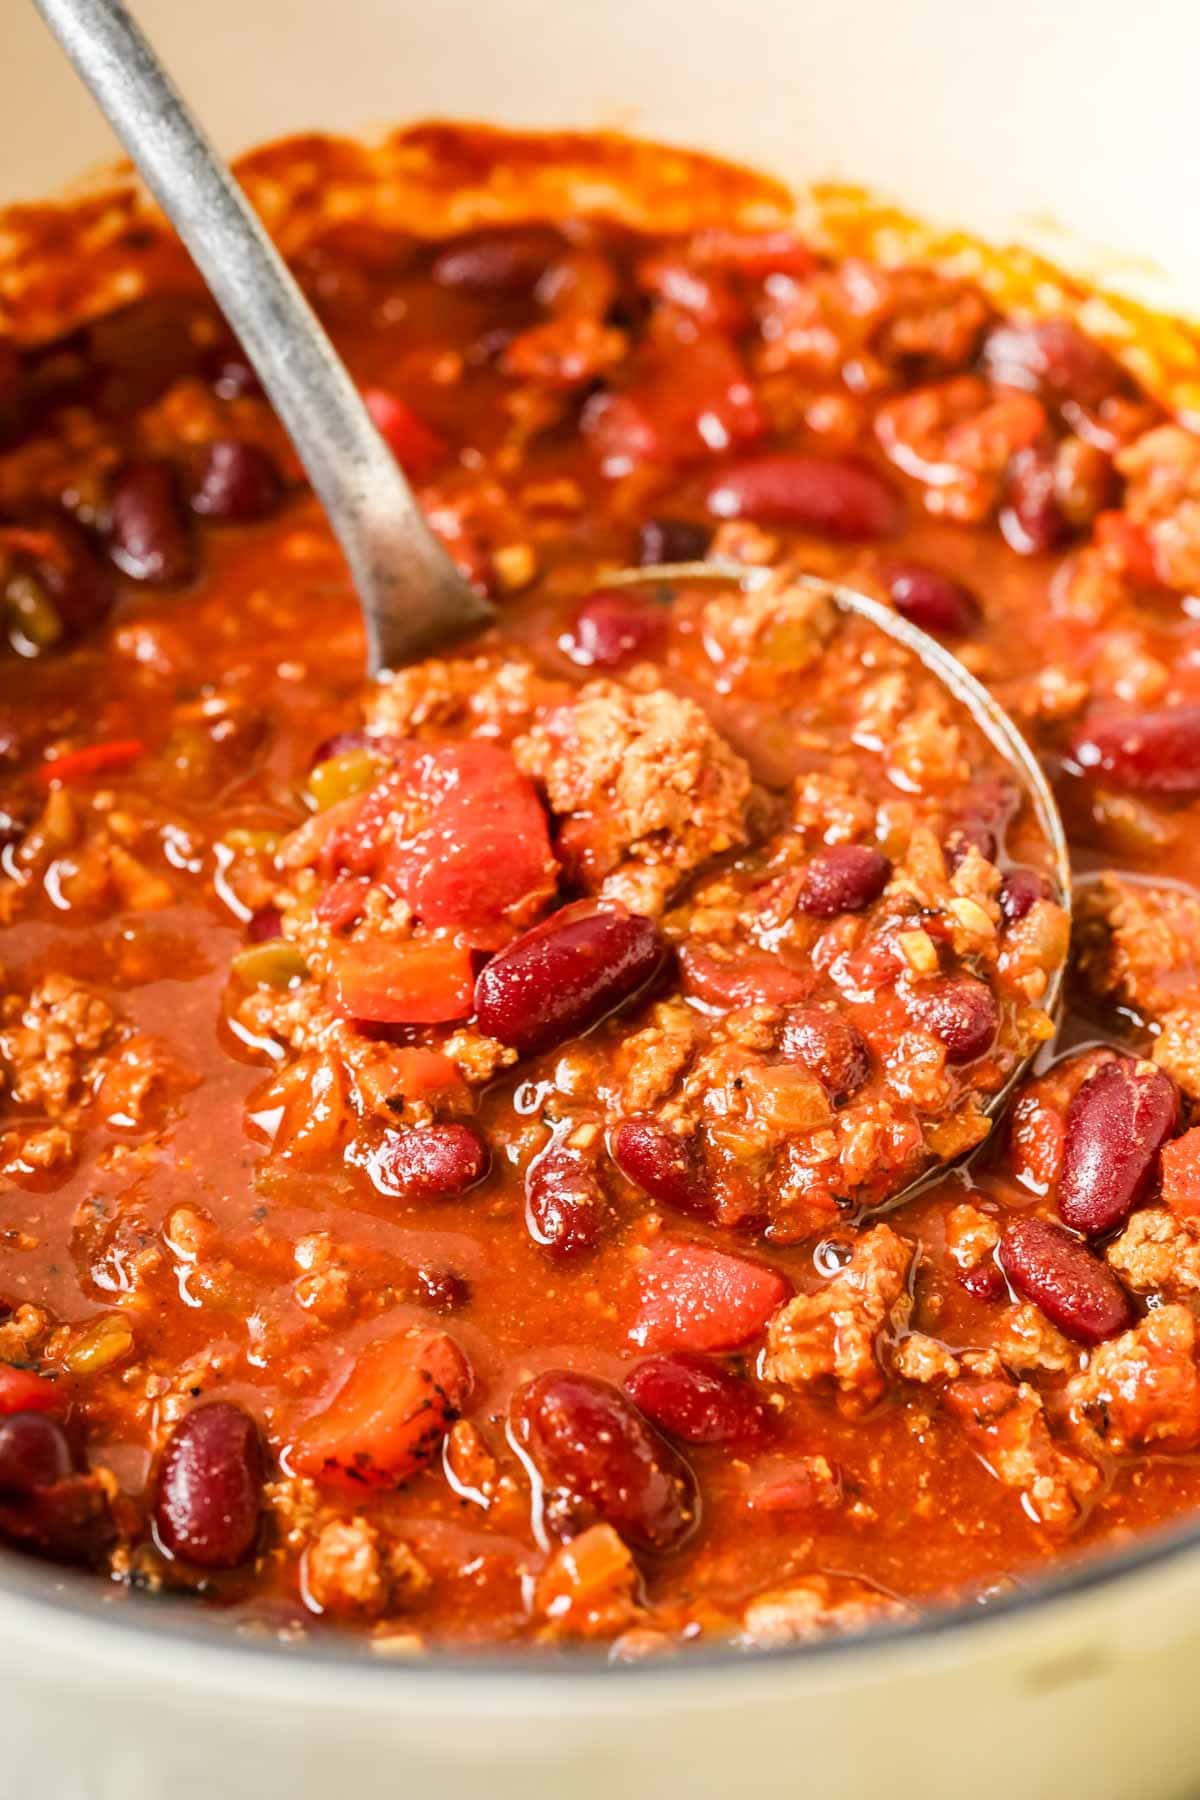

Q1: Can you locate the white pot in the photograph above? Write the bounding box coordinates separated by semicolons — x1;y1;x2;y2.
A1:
2;3;1198;1795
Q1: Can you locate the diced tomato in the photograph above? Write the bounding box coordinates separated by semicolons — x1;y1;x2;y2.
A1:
37;738;144;788
328;938;475;1025
1162;1127;1200;1220
384;1047;465;1099
291;1328;472;1488
0;1364;69;1417
584;334;765;476
631;1240;792;1352
1094;510;1165;589
362;387;448;482
376;744;558;949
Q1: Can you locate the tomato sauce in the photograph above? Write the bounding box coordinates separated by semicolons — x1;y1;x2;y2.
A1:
2;127;1200;1653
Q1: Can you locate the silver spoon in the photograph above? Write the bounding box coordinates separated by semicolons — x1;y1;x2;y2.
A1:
33;0;493;675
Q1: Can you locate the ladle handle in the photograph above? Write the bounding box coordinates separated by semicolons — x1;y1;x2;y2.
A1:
32;0;492;670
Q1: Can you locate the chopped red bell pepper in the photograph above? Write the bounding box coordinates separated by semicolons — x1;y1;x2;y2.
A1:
328;937;475;1025
36;738;145;788
362;387;449;483
291;1328;472;1488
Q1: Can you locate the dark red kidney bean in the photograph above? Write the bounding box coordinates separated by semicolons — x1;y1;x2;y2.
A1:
637;516;712;566
107;459;195;585
706;455;902;540
526;1144;608;1257
475;902;669;1057
0;1413;74;1494
779;1006;870;1104
796;844;892;918
613;1118;709;1217
999;1215;1133;1345
906;976;999;1064
515;1370;699;1553
945;777;1018;867
416;1266;472;1313
959;1261;1006;1303
190;440;282;523
564;589;666;669
625;1353;767;1445
979;318;1134;412
1069;708;1200;795
880;561;981;636
200;341;261;398
10;509;115;638
1001;444;1070;555
368;1124;489;1199
1058;1059;1179;1235
0;1298;11;1324
431;227;565;292
999;867;1052;923
0;1470;116;1564
246;906;283;943
154;1401;264;1569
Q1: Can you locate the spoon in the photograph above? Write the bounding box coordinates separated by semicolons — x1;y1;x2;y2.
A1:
34;1;1071;1176
33;0;494;675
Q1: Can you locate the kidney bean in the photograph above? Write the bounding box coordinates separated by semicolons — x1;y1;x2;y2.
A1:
999;867;1052;923
190;440;283;523
515;1370;699;1553
107;459;195;585
1001;444;1070;554
0;1413;73;1494
905;976;999;1064
246;906;283;943
945;777;1018;867
563;589;666;669
779;1006;870;1104
11;509;114;638
880;561;981;636
200;341;261;398
625;1353;767;1445
999;1215;1133;1344
706;454;901;539
475;902;669;1057
416;1267;472;1313
1058;1059;1179;1235
637;516;712;566
613;1118;709;1217
979;319;1134;413
526;1143;608;1257
1069;708;1200;795
154;1401;264;1568
959;1262;1006;1302
796;844;892;918
431;227;565;292
368;1123;489;1199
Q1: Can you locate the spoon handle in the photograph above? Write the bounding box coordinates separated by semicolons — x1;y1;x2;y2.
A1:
33;0;493;671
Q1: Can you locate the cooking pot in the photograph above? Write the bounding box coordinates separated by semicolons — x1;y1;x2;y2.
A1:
1;1;1198;1795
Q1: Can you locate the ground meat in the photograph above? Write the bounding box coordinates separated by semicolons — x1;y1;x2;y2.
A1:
611;999;700;1115
740;1573;916;1647
366;653;565;742
755;261;992;388
303;1515;432;1619
0;974;117;1119
1076;875;1200;1095
874;375;1046;522
1116;425;1200;593
514;675;754;916
944;1203;1001;1284
762;1224;914;1413
944;1373;1099;1531
894;1331;960;1384
1066;1305;1200;1455
990;1302;1078;1375
534;1523;645;1641
1107;1208;1200;1300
